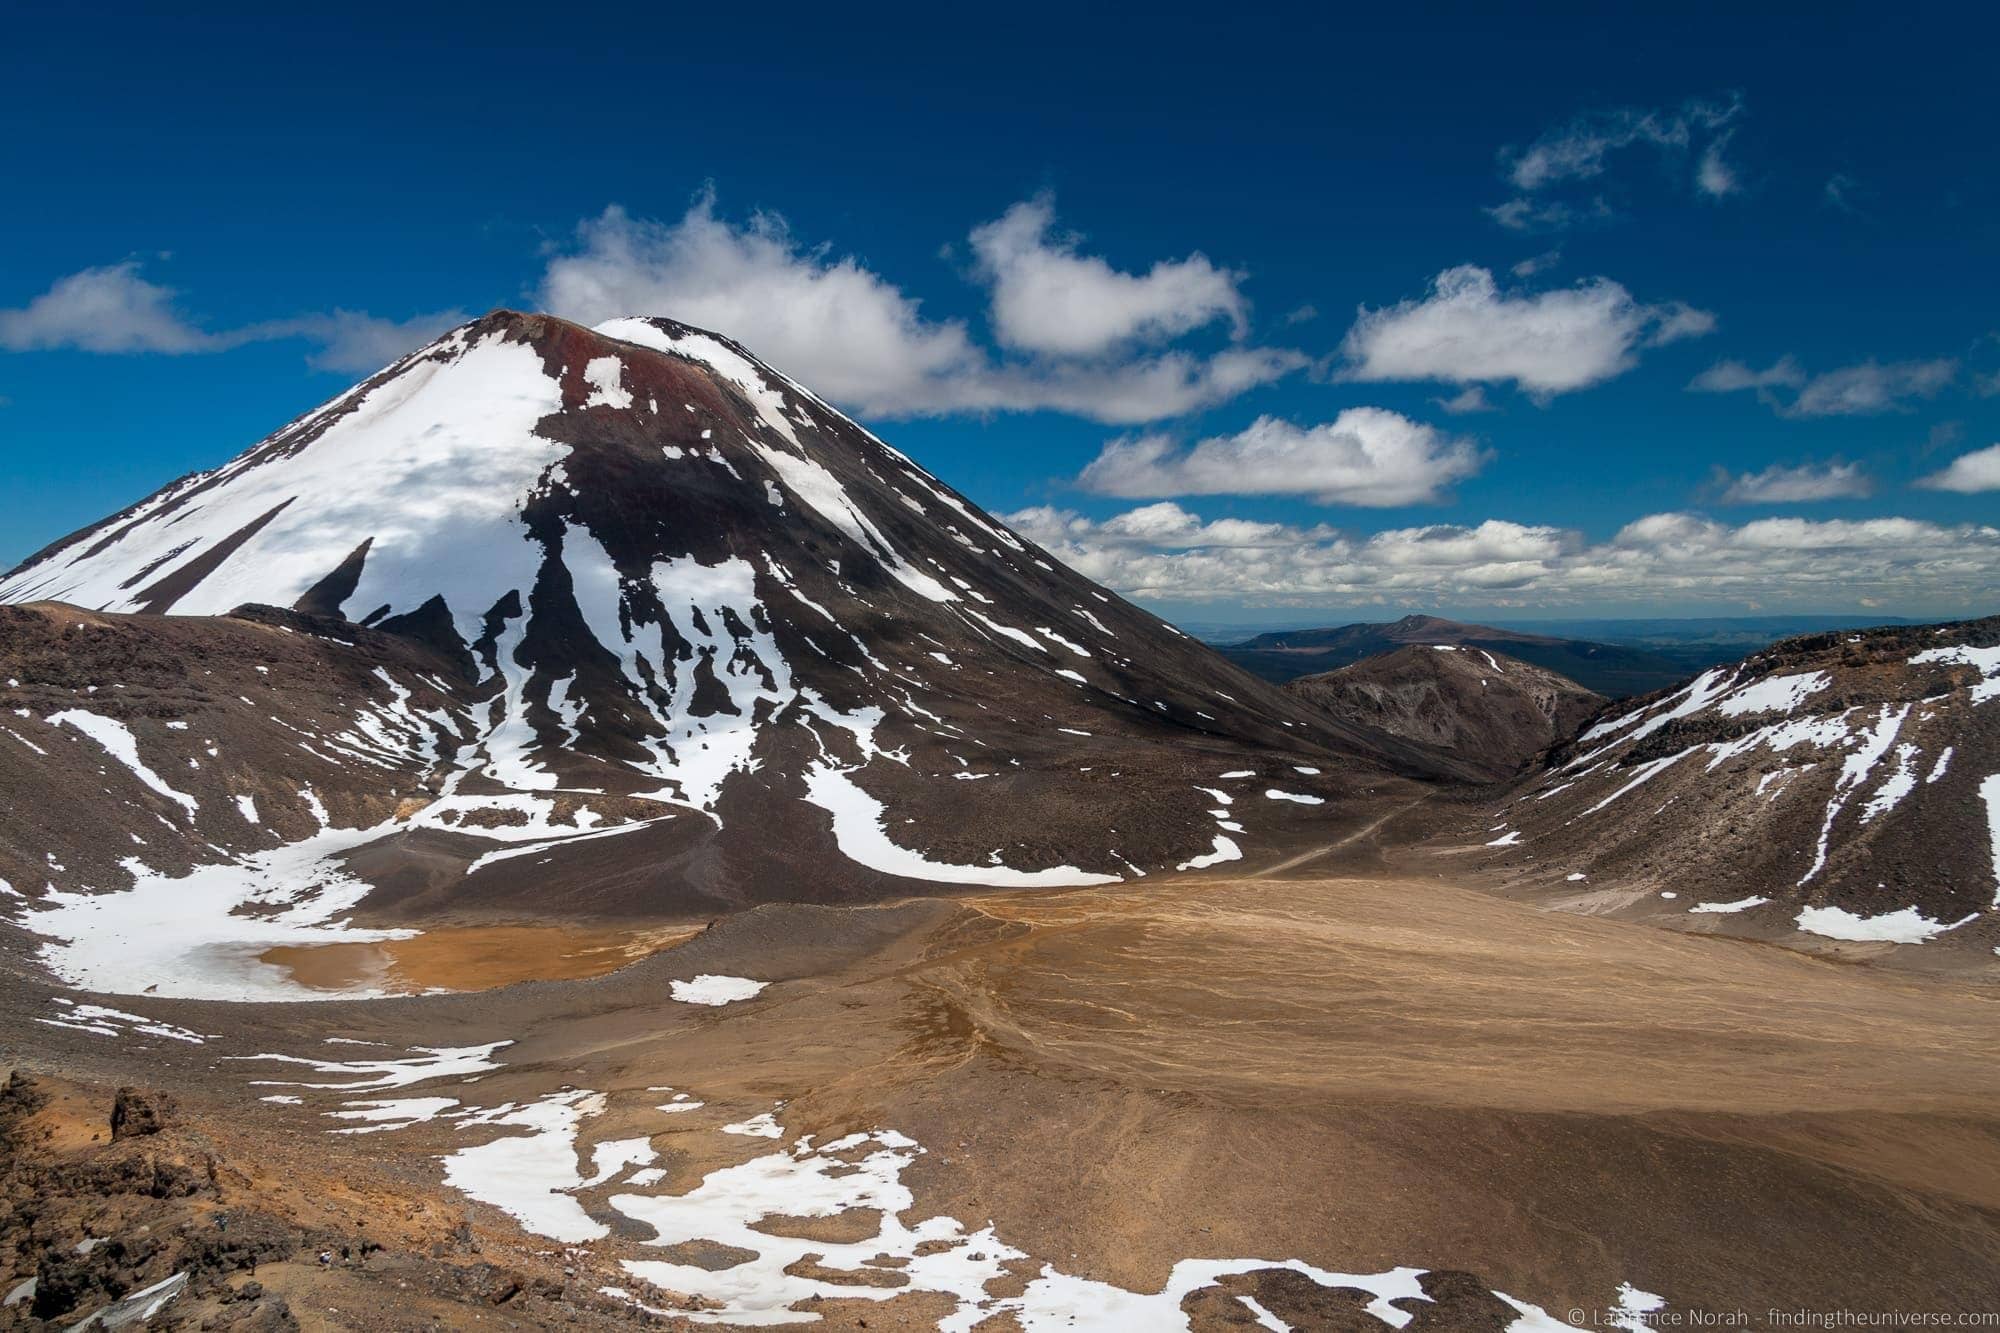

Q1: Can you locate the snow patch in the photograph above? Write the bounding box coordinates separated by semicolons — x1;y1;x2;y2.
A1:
581;355;633;409
48;711;198;818
1981;774;2000;909
1717;671;1829;717
801;761;1118;888
440;1090;612;1244
1795;904;1972;944
1910;644;2000;704
671;975;767;1007
1176;835;1242;872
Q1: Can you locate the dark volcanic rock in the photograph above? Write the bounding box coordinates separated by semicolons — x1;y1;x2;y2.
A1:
0;1073;46;1134
1179;1266;1519;1331
1286;643;1606;779
108;1088;175;1141
1487;615;2000;958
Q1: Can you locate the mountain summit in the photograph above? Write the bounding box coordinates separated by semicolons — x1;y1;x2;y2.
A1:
0;312;1446;994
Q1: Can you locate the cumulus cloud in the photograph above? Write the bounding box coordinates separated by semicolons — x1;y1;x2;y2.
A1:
999;346;1311;423
1716;460;1872;504
1015;503;2000;610
1008;502;1332;550
1339;265;1713;398
1692;354;1957;417
0;262;462;372
1076;410;1486;507
539;192;1305;423
1916;443;2000;494
968;195;1247;355
0;262;218;354
540;197;982;407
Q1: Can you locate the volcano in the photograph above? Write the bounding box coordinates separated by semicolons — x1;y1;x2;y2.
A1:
1286;643;1606;780
0;311;1450;998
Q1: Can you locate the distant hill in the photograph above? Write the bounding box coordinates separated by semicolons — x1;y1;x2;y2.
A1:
1497;615;1921;678
1221;614;1692;698
1286;644;1606;780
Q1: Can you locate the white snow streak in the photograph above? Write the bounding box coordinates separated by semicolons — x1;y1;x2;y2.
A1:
47;711;199;818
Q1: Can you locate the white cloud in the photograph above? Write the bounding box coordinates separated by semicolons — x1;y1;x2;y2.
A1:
1916;443;2000;494
539;196;984;410
1009;502;1331;550
0;262;462;373
1717;461;1872;504
1693;355;1957;417
1648;303;1720;345
1076;409;1486;507
1502;95;1742;193
538;193;1305;424
1695;132;1741;198
1510;250;1562;278
1789;359;1957;417
968;195;1246;355
1017;504;2000;611
1485;197;1609;233
0;262;218;354
1339;265;1713;398
1434;385;1494;414
270;309;470;374
991;346;1310;423
1689;356;1806;394
1487;97;1744;230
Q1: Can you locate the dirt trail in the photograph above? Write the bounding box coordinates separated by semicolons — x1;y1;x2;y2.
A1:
1241;798;1425;878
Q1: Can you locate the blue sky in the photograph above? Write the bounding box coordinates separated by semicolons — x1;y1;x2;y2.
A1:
3;1;1996;622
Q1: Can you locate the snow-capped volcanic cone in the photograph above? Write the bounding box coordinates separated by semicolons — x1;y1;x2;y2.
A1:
0;311;1444;998
1479;616;2000;960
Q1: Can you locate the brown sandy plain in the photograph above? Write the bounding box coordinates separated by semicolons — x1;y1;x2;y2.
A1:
7;818;2000;1329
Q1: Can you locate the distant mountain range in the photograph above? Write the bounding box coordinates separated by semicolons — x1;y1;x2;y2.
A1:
1219;614;1696;698
1199;613;1940;695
